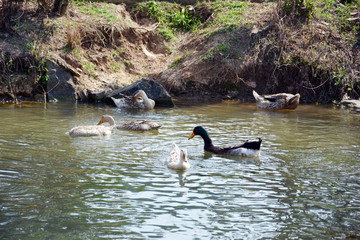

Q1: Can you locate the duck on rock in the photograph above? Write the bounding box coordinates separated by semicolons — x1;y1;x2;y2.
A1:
111;90;155;110
188;126;262;157
253;90;300;110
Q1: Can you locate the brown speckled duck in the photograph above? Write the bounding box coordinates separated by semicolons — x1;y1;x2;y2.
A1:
116;119;161;131
188;126;262;157
253;90;300;110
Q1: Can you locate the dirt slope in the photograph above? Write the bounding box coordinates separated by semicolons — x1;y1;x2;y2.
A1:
0;1;359;103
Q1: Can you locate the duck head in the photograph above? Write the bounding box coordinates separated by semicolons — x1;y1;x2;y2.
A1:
189;126;209;139
188;126;212;145
133;90;155;109
97;115;115;126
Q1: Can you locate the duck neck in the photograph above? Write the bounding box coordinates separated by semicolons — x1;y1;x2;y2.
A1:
107;117;115;126
200;132;214;149
144;98;155;109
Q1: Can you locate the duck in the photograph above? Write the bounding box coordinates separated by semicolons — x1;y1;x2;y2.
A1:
188;126;262;157
166;143;190;170
68;115;115;137
253;90;300;110
111;90;155;110
116;119;161;131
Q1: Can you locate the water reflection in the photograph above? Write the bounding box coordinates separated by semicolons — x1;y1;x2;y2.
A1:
0;102;359;239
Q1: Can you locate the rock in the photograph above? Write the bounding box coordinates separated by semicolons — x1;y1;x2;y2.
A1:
87;87;114;103
46;59;77;102
105;78;174;107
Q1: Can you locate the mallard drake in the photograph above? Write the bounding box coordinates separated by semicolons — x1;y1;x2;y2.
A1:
68;115;115;137
188;126;262;157
253;90;300;110
111;90;155;109
166;143;190;170
116;119;161;131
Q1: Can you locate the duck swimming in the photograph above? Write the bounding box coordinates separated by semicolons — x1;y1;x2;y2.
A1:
116;119;161;131
166;143;190;170
111;90;155;110
188;126;262;157
68;115;115;137
253;90;300;110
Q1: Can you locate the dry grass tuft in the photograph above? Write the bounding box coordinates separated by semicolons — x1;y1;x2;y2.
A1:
66;26;81;49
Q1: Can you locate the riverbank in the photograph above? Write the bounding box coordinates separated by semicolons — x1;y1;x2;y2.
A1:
0;0;359;104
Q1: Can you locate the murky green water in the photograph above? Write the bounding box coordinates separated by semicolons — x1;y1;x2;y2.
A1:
0;101;359;239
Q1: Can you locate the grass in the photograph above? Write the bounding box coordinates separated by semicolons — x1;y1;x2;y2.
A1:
169;51;189;68
134;1;202;39
202;0;250;33
314;0;360;33
73;0;121;23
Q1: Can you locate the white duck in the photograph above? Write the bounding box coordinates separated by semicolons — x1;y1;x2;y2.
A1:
111;90;155;110
166;143;190;170
68;115;115;137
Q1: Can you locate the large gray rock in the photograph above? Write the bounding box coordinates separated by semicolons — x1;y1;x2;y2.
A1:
105;78;174;107
46;59;77;101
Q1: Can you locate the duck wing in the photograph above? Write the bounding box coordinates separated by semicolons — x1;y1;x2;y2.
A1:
221;139;262;151
167;144;180;165
263;97;277;102
116;119;161;130
111;94;135;108
69;125;110;137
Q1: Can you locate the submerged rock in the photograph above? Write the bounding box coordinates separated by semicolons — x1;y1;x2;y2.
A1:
104;78;174;107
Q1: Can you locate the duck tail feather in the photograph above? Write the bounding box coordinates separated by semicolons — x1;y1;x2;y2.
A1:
252;90;262;101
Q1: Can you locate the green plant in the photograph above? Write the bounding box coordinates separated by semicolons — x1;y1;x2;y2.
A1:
282;0;314;18
167;8;201;31
217;43;228;53
332;65;349;86
83;61;97;77
74;1;120;23
36;59;49;87
135;1;201;37
135;1;165;22
210;0;248;26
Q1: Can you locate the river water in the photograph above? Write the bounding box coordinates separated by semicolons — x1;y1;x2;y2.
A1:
0;101;359;239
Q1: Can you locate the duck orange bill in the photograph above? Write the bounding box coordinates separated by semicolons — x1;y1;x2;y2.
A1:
188;132;195;140
97;120;104;125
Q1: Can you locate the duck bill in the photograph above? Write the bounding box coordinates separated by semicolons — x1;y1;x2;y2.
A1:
188;132;195;140
97;120;104;125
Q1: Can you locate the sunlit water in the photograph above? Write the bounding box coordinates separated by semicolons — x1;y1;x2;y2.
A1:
0;101;359;239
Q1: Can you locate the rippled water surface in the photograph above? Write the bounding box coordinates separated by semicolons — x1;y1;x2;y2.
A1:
1;101;359;239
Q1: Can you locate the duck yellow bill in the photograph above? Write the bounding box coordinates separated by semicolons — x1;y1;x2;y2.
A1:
188;132;195;140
